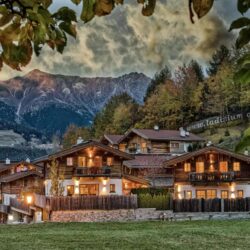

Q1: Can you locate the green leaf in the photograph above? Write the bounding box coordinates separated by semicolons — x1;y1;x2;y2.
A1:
229;17;250;31
237;0;250;14
53;7;77;22
71;0;82;5
59;22;77;38
81;0;96;22
192;0;214;19
142;0;156;16
236;27;250;48
234;68;250;84
2;41;33;70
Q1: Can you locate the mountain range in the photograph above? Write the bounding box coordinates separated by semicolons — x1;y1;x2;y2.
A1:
0;69;151;140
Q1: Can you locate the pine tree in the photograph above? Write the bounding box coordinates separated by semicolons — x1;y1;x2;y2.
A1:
144;65;171;101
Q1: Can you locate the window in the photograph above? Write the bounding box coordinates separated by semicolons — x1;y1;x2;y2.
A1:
221;190;229;199
67;157;73;166
233;162;241;172
237;190;244;198
171;142;179;149
196;162;204;173
78;157;86;167
110;184;116;193
107;157;113;166
80;184;99;195
196;190;206;199
184;163;191;172
141;142;147;148
67;185;74;196
206;190;217;199
209;154;216;163
219;161;228;172
94;156;102;167
185;190;192;199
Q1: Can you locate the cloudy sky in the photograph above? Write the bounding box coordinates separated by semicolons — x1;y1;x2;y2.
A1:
0;0;239;80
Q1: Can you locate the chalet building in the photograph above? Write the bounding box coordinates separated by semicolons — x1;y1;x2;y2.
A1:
0;160;44;205
164;146;250;199
102;127;205;155
123;155;174;188
34;140;148;197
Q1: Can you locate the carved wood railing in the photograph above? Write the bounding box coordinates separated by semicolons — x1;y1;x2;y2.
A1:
189;172;235;182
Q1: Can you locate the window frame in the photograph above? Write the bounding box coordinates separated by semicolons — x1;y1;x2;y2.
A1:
196;162;205;173
237;190;244;198
219;161;228;173
184;162;191;172
221;190;229;199
184;190;192;199
107;157;114;166
67;185;74;196
233;162;241;172
196;190;206;199
110;184;116;193
66;157;74;166
206;189;217;199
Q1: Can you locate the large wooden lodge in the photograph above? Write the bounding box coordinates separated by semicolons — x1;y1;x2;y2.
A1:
0;127;250;222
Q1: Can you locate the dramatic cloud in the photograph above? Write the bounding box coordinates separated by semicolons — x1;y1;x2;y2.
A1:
0;0;237;80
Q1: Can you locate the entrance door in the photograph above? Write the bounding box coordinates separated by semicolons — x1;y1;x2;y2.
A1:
79;184;99;195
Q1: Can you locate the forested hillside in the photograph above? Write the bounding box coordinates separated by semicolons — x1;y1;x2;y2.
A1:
63;45;250;151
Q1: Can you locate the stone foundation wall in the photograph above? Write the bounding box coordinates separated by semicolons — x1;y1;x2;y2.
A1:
50;209;172;222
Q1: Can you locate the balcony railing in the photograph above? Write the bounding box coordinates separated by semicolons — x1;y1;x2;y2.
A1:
189;172;235;182
74;166;121;177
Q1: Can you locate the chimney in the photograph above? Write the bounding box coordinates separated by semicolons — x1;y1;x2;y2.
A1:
5;158;10;165
26;158;30;163
154;125;159;131
77;137;84;145
179;127;186;137
244;149;249;156
185;131;190;137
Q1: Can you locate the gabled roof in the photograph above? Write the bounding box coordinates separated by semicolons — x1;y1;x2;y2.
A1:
118;128;205;143
102;134;124;145
164;146;250;167
0;170;43;183
123;154;174;169
33;140;133;163
0;161;40;173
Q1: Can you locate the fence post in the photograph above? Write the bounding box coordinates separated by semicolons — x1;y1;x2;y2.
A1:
221;198;224;212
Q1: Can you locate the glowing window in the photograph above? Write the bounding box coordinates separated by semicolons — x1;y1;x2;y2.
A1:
196;162;204;173
107;157;113;166
78;157;86;167
221;190;229;199
66;157;73;166
233;162;240;172
110;184;116;193
184;163;191;172
237;190;244;198
219;161;228;172
185;190;192;199
196;190;206;199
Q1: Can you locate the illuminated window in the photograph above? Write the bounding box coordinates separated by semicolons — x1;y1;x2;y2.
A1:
107;157;113;166
119;144;126;152
237;190;244;198
67;185;74;196
219;161;228;172
185;190;192;199
94;156;102;167
67;157;73;166
110;184;116;193
209;154;216;163
221;190;229;199
78;157;86;167
184;163;191;172
196;190;206;199
206;190;217;199
141;142;147;148
196;162;204;173
171;142;179;148
233;162;240;172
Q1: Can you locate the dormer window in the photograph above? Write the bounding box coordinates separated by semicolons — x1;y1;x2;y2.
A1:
184;163;191;172
78;157;86;167
233;162;240;172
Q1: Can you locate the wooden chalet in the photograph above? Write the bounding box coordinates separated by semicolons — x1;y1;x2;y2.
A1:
164;146;250;199
34;140;148;197
103;128;205;155
0;160;44;205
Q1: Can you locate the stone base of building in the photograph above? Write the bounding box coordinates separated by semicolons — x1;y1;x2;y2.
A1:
50;208;172;222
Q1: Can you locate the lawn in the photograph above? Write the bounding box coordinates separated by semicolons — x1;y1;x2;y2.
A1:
0;220;250;250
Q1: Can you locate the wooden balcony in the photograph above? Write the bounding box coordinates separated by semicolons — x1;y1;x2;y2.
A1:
189;171;235;183
74;166;121;177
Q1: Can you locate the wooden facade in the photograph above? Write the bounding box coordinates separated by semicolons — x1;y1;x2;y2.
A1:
165;146;250;199
0;162;44;204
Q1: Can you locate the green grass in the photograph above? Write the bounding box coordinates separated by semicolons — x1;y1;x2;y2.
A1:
0;220;250;250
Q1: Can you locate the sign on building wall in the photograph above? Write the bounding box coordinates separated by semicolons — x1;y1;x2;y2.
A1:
187;112;250;132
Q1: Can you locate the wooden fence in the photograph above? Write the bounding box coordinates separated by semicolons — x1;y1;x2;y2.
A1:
173;198;250;212
46;195;138;211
